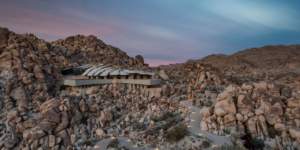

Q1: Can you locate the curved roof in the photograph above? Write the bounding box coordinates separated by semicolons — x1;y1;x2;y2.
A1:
78;64;93;69
82;66;98;76
94;67;114;76
80;64;154;76
86;65;104;76
100;68;115;76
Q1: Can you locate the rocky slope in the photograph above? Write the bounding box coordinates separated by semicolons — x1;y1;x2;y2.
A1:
0;27;195;150
2;27;300;150
0;27;148;109
160;45;300;85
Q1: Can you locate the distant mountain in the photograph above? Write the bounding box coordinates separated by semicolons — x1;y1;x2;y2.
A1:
162;45;300;85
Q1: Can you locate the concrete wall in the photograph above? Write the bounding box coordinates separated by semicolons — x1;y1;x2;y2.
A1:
64;79;161;86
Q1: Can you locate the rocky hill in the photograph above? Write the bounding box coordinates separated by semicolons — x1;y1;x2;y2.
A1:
0;27;147;103
161;45;300;85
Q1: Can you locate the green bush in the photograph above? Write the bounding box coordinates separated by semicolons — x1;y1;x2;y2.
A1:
252;138;265;150
267;127;281;138
166;124;189;142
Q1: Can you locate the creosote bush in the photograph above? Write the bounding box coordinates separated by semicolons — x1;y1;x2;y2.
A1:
166;124;189;142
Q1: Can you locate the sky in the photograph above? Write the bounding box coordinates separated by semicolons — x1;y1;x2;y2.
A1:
0;0;300;66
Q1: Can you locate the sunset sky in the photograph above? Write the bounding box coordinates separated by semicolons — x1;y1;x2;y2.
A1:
1;0;300;66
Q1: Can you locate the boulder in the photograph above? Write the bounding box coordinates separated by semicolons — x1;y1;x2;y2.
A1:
215;108;226;117
134;55;144;65
4;138;19;148
214;92;236;115
33;65;45;79
96;128;106;136
86;86;99;95
224;114;236;124
162;85;171;97
289;127;300;139
159;70;169;81
10;86;28;109
200;107;212;118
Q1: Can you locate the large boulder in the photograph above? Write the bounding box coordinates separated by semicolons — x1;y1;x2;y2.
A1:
258;92;283;116
10;86;28;109
162;85;171;97
200;107;212;118
289;127;300;139
159;70;169;81
214;92;237;115
33;65;45;79
86;86;99;95
237;94;253;113
134;55;144;65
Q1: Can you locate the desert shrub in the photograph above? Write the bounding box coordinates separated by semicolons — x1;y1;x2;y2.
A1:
231;134;239;146
217;144;247;150
151;112;174;122
267;127;281;138
224;128;231;134
117;146;129;150
107;140;118;148
167;74;174;80
116;107;121;111
59;84;69;91
202;140;210;148
166;124;189;142
78;140;91;146
151;116;159;122
81;115;89;124
252;138;265;150
139;105;147;110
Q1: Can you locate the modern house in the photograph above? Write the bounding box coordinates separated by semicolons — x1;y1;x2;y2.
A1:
62;63;161;93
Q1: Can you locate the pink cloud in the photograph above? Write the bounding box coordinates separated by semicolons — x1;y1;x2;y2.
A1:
144;59;181;67
0;3;115;41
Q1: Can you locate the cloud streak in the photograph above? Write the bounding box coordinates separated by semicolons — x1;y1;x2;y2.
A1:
0;3;113;41
0;0;299;66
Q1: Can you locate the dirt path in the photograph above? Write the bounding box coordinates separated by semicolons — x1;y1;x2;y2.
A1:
180;99;231;149
92;99;231;150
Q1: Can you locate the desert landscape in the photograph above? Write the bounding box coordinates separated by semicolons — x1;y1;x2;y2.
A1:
0;27;300;150
1;0;300;150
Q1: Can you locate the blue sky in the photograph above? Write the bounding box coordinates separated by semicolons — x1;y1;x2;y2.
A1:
0;0;299;66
